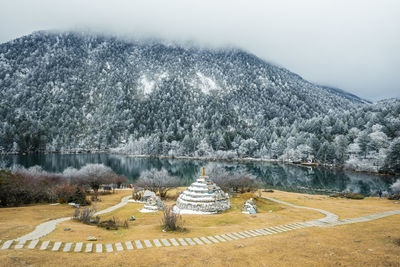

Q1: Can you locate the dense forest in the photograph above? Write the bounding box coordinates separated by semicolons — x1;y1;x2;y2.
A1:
0;32;399;174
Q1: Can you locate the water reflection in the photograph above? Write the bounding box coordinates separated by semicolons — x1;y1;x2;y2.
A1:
0;154;395;195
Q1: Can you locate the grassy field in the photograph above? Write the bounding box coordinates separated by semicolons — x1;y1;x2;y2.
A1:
0;189;399;266
0;190;131;240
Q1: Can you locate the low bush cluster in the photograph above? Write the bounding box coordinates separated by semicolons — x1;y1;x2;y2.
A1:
97;217;129;230
73;206;97;224
161;206;184;232
0;164;126;207
0;169;89;206
330;192;365;199
388;194;400;200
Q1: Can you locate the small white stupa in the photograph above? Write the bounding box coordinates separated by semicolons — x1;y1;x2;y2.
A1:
140;196;165;213
242;198;257;214
173;168;230;214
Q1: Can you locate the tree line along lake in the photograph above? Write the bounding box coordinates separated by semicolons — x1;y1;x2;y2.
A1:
0;153;396;196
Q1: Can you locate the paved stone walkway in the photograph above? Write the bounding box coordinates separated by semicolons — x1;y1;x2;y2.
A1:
14;195;132;242
2;196;399;253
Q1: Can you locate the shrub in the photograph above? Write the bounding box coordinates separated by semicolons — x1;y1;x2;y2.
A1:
0;169;56;206
55;184;76;203
330;192;365;199
73;206;97;224
161;206;184;232
55;185;90;205
388;194;400;200
263;189;274;193
97;217;129;230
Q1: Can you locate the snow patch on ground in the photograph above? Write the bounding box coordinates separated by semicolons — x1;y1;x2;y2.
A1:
140;208;159;213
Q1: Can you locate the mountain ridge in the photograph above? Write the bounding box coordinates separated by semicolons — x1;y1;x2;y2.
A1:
0;31;371;153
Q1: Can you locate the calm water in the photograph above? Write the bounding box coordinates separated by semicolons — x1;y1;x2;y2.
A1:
0;153;396;195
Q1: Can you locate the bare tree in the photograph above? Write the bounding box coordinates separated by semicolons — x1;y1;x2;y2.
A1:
135;169;179;198
73;164;117;200
161;205;184;231
203;164;260;193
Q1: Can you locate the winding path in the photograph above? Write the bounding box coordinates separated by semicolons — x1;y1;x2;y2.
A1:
1;195;399;252
13;195;132;242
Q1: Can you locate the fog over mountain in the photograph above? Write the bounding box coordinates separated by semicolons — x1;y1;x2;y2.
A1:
1;0;399;100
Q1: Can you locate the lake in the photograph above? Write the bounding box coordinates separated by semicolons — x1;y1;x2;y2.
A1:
0;153;396;196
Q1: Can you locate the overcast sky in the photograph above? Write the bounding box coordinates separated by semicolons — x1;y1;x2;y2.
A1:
1;0;399;101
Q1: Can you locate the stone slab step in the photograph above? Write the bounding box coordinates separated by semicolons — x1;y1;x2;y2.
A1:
115;242;124;251
144;240;153;248
153;239;162;247
1;240;13;250
27;240;39;249
215;235;227;242
273;226;287;232
254;229;270;235
85;243;93;252
134;240;143;249
74;242;83;252
193;237;204;245
52;241;62;251
40;241;50;250
270;227;284;232
185;238;196;246
237;232;250;238
225;233;238;240
161;239;171;247
245;230;259;236
264;228;278;234
96;244;103;253
170;238;180;246
178;238;188;246
283;225;298;230
15;240;26;249
200;237;212;244
125;241;134;250
63;242;72;252
106;243;113;252
207;236;219;243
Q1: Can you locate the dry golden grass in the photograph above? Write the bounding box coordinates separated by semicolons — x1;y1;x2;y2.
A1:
0;190;131;240
264;190;400;219
1;189;399;266
45;192;322;242
0;215;399;267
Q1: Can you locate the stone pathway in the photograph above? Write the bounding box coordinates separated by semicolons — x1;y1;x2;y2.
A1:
14;195;132;242
2;196;399;253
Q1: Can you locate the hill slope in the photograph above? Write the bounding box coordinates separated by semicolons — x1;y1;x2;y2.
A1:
0;31;367;153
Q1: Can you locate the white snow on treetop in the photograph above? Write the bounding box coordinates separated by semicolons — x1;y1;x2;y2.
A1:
196;72;219;95
138;75;155;95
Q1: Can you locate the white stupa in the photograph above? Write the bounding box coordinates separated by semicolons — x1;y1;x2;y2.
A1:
173;168;230;214
140;195;165;213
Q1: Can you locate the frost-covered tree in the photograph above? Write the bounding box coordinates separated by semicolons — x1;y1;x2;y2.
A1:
135;168;180;198
381;138;400;174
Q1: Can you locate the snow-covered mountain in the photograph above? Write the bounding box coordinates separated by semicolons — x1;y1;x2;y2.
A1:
0;31;370;153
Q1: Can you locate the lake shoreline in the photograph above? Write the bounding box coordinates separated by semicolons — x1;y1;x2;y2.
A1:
1;150;393;178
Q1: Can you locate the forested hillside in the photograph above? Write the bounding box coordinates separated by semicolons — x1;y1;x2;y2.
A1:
0;31;399;174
